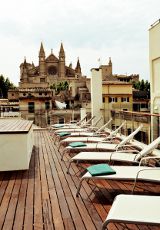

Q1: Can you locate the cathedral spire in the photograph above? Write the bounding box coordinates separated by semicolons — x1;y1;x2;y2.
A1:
59;42;65;58
58;42;65;78
39;42;45;57
24;56;27;65
39;42;46;75
75;58;81;73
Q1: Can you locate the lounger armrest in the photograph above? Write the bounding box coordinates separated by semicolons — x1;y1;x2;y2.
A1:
122;144;139;148
115;149;139;153
132;167;160;192
99;140;114;143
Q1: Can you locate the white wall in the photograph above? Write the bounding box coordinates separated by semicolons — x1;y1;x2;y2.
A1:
149;20;160;139
91;68;103;127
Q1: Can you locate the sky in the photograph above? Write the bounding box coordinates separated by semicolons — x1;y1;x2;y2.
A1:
0;0;160;86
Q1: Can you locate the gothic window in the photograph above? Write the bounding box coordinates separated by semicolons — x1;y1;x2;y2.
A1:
48;66;57;75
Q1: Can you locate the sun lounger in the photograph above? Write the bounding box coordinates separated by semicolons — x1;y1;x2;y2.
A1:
51;115;96;131
102;194;160;229
53;116;98;134
76;164;160;197
66;136;160;173
60;121;126;146
61;125;143;160
53;119;113;143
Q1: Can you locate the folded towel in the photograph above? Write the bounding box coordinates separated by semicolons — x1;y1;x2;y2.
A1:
69;142;87;147
57;132;71;137
87;164;116;176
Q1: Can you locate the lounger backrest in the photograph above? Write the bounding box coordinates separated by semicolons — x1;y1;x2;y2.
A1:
92;116;103;127
96;118;112;133
116;124;143;150
76;114;88;125
81;116;96;127
135;136;160;161
105;120;126;139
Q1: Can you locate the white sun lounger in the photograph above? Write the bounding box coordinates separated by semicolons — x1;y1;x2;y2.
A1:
53;116;99;133
51;114;88;128
53;119;113;143
52;115;96;131
66;136;160;173
102;194;160;229
76;165;160;197
60;121;126;146
61;125;143;159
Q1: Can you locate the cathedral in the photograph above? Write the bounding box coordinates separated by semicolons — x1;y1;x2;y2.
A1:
8;43;91;127
19;42;83;87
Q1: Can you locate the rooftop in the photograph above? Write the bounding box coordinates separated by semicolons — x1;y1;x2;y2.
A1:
0;129;160;229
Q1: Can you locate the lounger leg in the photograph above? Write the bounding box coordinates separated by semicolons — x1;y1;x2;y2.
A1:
76;178;85;197
102;220;110;230
58;143;62;152
61;149;68;161
66;160;73;174
54;135;59;144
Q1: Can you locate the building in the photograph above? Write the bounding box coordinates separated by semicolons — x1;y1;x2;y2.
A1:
149;19;160;140
8;43;91;127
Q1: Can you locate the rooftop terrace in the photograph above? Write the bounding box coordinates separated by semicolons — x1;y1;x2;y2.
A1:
0;129;160;229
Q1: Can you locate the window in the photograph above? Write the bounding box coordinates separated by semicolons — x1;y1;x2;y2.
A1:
39;92;42;95
103;97;105;103
12;93;14;96
109;97;117;103
121;97;129;102
28;102;34;113
45;101;50;110
40;78;45;83
48;66;57;75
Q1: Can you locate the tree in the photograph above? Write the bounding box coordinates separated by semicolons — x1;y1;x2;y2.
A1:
133;79;150;99
50;81;69;94
0;75;15;98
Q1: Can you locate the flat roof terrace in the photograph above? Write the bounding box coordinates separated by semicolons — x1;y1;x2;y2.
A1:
0;129;160;230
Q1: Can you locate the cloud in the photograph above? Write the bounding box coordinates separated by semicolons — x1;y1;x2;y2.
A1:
0;0;160;84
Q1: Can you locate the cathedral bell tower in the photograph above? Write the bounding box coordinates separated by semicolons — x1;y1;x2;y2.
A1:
75;58;82;77
39;42;46;76
59;43;65;78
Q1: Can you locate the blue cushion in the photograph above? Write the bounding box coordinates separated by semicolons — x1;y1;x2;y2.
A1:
87;164;116;176
69;142;87;147
57;132;71;137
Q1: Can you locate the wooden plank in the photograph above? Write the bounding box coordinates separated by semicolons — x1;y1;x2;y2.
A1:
39;131;74;230
0;173;16;229
33;134;43;230
2;172;22;230
39;131;64;230
38;131;54;230
46;131;103;230
13;170;29;230
23;149;35;230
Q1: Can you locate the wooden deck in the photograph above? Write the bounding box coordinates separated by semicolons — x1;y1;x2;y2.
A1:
0;129;160;230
